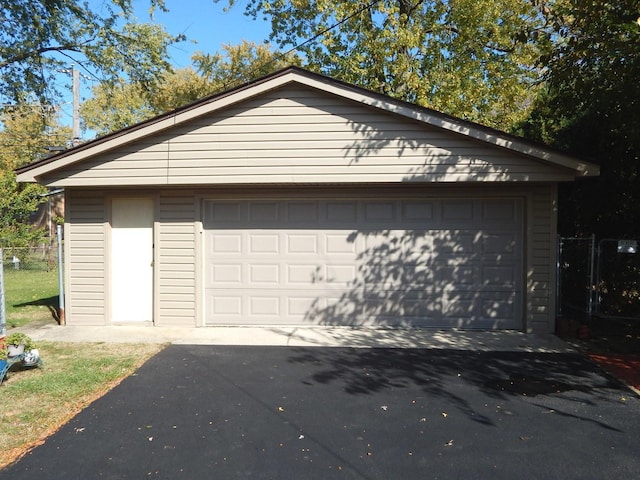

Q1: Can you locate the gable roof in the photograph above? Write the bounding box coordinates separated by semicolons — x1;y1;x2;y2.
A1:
16;66;599;183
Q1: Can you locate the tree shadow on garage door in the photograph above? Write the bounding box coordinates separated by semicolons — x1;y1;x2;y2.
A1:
286;347;630;429
303;221;523;330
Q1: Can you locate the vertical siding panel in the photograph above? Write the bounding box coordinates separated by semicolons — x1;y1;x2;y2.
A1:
526;184;557;333
66;190;107;325
157;193;197;326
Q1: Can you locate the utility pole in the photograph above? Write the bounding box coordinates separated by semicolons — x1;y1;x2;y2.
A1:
72;65;80;145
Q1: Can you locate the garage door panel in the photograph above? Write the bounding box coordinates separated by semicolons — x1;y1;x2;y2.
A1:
249;202;279;222
402;202;435;223
442;200;475;221
482;295;517;320
287;234;318;254
482;200;518;222
211;264;242;284
325;234;357;254
481;265;517;287
438;265;476;285
435;232;477;253
482;233;517;254
209;295;242;316
364;202;395;222
210;234;242;254
204;198;523;328
326;202;357;222
208;201;243;224
287;202;318;222
287;264;319;285
402;263;435;284
249;234;279;253
249;264;280;284
326;264;357;286
250;296;280;316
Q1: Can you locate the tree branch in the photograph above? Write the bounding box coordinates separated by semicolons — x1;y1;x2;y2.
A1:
0;44;84;69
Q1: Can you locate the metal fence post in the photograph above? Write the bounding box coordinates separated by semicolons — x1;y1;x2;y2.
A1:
556;235;563;317
57;225;65;325
587;234;596;317
0;248;5;338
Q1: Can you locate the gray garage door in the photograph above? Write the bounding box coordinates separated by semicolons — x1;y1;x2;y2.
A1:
203;197;523;329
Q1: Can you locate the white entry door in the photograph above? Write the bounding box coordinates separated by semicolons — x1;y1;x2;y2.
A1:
111;197;154;323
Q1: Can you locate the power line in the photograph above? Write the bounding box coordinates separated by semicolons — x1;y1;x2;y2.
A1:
217;0;380;94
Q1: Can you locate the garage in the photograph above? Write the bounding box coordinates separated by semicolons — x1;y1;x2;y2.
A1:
204;196;523;329
16;66;598;333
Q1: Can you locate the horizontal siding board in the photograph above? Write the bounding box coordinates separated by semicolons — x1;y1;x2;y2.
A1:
165;163;561;176
66;190;106;325
158;271;195;280
45;84;575;187
158;224;193;233
160;308;196;316
166;173;573;184
525;184;555;333
156;195;197;326
159;285;195;294
159;233;195;242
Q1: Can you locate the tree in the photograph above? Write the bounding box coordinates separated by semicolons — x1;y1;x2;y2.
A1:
0;106;71;245
81;41;300;136
0;0;183;106
217;0;553;130
518;0;640;238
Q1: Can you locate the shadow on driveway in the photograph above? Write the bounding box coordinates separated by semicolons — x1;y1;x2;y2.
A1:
2;345;639;479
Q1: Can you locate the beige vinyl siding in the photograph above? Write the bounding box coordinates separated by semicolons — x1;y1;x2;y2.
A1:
61;184;557;331
156;193;198;326
40;85;576;187
66;190;107;325
526;184;558;333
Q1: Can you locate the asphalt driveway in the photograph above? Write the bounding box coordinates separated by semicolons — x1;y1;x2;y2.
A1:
2;345;639;479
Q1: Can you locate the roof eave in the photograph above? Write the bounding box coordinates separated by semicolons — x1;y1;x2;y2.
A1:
15;66;600;182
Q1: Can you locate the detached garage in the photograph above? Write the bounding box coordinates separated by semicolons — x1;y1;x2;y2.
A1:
16;67;598;333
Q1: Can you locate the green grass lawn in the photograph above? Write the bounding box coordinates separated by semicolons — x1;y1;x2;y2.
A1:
0;289;165;467
0;341;165;467
3;268;59;329
0;263;166;468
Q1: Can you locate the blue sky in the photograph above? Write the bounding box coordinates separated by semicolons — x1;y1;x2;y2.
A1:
140;1;273;68
57;0;273;131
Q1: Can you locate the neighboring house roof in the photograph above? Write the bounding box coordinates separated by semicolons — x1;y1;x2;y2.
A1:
16;66;599;183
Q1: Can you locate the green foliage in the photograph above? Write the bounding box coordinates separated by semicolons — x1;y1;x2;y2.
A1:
0;172;46;246
218;0;553;131
0;106;64;246
5;332;36;350
0;0;183;106
518;1;640;238
82;41;300;136
192;40;300;89
0;105;71;170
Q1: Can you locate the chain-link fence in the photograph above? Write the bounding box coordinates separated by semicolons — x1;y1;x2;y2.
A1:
558;236;640;319
596;239;640;317
558;236;596;317
1;245;59;272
